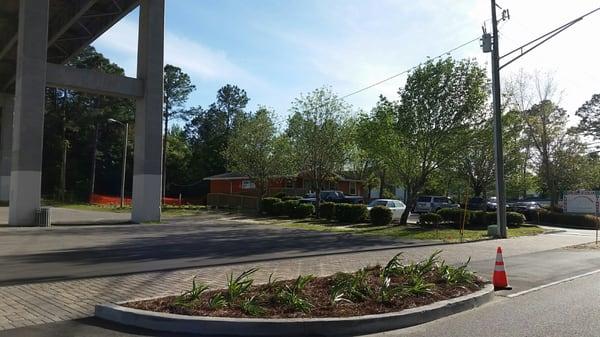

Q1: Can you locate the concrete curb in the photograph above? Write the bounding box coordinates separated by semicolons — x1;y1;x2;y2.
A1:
95;284;494;336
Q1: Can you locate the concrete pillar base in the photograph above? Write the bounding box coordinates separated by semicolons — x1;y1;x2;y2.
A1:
131;174;161;223
0;94;13;202
0;176;9;201
9;170;42;226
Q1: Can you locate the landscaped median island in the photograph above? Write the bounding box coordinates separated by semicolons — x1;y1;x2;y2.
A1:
96;252;493;336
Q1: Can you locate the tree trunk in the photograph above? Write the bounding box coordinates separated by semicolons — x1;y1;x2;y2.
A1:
315;184;321;218
162;112;169;203
59;95;67;201
256;180;266;215
379;169;385;197
473;184;483;197
89;123;99;201
399;186;414;225
522;144;530;199
60;139;68;202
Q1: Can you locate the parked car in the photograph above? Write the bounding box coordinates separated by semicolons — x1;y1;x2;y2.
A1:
367;199;408;220
299;190;364;205
466;197;501;211
413;196;460;213
508;201;543;213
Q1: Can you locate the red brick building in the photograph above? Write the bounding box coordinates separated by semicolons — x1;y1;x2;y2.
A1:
204;172;364;197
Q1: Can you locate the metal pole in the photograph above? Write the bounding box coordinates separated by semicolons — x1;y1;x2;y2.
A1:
120;123;128;208
490;0;508;238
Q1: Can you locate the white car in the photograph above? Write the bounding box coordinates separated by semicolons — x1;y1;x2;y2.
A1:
367;199;408;220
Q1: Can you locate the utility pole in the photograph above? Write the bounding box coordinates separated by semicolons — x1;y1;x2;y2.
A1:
483;0;509;238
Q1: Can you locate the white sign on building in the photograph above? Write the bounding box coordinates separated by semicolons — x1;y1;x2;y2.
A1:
564;190;599;214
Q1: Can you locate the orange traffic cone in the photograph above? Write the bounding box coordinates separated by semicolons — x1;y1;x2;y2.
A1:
492;246;512;290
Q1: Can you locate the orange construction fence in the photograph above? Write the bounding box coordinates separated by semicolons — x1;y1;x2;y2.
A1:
89;193;183;206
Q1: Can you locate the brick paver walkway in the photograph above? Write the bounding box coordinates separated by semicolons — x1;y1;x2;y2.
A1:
0;231;591;331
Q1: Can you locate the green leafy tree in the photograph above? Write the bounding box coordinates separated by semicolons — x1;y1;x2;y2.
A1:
186;85;250;180
456;110;524;198
524;100;582;206
359;58;488;225
575;94;600;139
344;118;380;199
287;87;351;216
225;108;291;209
162;64;196;197
165;126;193;192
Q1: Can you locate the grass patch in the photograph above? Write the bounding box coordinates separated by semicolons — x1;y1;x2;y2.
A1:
258;217;544;242
41;200;207;217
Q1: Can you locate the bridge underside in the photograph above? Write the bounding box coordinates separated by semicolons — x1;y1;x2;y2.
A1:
0;0;165;225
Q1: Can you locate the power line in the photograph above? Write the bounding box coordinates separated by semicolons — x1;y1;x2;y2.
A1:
339;36;481;100
499;6;600;70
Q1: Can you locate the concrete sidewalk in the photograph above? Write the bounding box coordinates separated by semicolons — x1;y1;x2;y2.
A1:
0;207;130;226
0;230;594;331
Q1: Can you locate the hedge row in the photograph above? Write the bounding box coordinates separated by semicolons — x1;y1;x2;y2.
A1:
535;210;600;229
333;204;368;223
436;208;525;228
262;198;314;218
264;197;378;224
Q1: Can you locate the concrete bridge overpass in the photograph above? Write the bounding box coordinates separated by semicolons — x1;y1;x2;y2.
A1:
0;0;165;225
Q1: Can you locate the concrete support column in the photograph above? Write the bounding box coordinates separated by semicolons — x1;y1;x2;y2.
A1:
0;94;14;202
131;0;165;223
9;0;49;226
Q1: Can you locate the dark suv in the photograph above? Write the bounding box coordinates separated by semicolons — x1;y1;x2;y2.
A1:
466;197;498;211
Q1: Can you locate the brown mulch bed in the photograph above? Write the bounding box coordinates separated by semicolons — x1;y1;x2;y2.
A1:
125;266;485;319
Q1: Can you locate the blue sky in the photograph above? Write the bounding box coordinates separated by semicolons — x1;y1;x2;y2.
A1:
93;0;600;124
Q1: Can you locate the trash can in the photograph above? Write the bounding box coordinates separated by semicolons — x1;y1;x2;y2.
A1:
35;207;51;227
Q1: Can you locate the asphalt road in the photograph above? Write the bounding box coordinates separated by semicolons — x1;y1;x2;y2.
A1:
377;268;600;337
0;217;430;286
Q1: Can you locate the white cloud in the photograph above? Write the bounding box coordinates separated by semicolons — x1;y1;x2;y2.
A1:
93;18;265;88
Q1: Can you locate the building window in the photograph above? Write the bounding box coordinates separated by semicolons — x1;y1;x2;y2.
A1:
241;180;256;189
350;182;357;195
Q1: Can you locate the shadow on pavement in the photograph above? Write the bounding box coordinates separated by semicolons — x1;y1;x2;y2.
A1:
0;222;440;285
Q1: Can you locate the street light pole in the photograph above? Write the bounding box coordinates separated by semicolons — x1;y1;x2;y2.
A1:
109;118;128;208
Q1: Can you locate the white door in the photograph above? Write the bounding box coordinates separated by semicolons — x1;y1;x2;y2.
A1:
387;201;399;219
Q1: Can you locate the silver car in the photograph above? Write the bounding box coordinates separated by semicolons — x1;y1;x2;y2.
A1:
414;196;460;213
367;199;408;220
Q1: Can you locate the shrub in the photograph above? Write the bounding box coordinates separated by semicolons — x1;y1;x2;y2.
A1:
335;204;368;223
319;202;336;220
272;201;285;216
419;213;442;228
261;197;282;215
506;212;525;226
274;192;286;199
537;210;600;229
281;200;300;217
437;208;467;225
469;211;491;228
370;206;393;226
291;203;315;218
282;196;302;201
